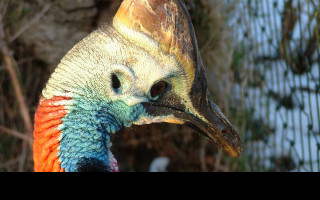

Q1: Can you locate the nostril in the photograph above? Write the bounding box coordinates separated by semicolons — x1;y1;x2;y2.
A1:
222;127;239;139
222;129;228;134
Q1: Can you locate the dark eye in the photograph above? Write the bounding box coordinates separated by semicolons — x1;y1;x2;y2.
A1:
150;81;167;98
112;74;121;89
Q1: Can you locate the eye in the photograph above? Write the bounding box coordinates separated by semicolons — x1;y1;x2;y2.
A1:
111;74;121;90
150;81;168;98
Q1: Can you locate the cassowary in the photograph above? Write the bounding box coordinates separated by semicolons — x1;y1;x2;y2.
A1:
33;0;242;172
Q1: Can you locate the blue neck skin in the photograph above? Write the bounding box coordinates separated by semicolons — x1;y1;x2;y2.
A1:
57;95;145;172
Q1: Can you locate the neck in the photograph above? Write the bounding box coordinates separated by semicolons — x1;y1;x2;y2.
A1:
33;94;145;172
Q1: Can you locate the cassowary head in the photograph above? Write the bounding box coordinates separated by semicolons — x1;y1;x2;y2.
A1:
33;0;242;172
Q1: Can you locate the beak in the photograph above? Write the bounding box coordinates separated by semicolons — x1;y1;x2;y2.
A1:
142;95;243;158
184;99;243;158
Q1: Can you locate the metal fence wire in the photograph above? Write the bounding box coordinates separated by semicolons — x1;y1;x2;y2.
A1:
227;0;320;171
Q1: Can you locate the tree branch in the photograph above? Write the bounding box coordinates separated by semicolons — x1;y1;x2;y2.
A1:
0;125;32;146
0;14;33;141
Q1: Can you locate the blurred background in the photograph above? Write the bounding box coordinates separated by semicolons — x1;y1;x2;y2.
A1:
0;0;319;172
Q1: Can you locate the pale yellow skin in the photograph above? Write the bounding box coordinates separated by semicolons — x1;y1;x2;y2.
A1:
42;23;208;126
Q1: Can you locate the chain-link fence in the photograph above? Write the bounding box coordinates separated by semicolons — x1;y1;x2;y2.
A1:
227;0;320;171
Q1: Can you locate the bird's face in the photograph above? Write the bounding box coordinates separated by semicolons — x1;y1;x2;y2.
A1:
108;0;242;158
34;0;242;172
113;47;243;158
